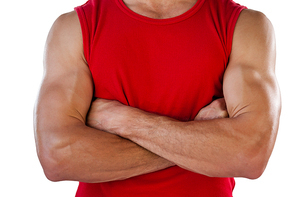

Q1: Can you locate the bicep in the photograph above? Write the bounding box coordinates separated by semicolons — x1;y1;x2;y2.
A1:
36;11;93;128
223;9;280;127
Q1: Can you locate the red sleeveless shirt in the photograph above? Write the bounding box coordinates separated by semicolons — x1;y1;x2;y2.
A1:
75;0;246;196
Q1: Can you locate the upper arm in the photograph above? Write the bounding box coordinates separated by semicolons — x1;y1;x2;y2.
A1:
223;9;281;167
224;9;281;121
34;11;93;155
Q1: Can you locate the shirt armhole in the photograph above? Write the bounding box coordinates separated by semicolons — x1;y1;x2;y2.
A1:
226;6;247;62
75;5;91;64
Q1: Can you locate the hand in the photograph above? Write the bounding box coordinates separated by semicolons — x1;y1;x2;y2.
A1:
86;99;130;135
194;98;229;121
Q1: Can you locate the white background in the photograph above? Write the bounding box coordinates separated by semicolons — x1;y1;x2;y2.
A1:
0;0;295;196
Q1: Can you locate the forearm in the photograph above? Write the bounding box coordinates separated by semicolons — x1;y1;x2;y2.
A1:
119;109;274;179
37;121;174;183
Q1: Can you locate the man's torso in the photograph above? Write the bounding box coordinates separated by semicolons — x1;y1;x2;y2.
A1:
75;0;246;196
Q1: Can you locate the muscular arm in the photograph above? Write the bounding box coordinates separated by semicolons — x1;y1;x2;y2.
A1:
34;11;174;183
88;10;281;179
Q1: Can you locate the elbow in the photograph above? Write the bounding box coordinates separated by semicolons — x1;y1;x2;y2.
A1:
38;149;70;182
34;106;78;182
233;116;278;179
236;133;274;179
240;160;266;180
36;135;72;182
41;151;72;182
43;164;65;182
42;157;68;182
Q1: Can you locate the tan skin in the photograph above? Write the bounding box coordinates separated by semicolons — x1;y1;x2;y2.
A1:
34;0;281;183
122;0;198;19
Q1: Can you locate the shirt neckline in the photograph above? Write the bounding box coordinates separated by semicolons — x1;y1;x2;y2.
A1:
115;0;206;25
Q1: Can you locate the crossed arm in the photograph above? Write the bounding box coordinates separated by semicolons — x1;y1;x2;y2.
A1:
34;9;281;183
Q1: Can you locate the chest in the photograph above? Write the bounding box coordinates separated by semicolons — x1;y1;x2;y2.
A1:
88;14;227;120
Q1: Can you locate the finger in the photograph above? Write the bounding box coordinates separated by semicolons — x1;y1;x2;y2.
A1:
194;109;212;121
215;110;229;119
194;101;229;121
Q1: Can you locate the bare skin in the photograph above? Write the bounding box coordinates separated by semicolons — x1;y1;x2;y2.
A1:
34;0;281;183
123;0;198;19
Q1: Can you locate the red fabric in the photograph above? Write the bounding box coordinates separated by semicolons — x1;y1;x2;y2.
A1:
74;0;246;196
